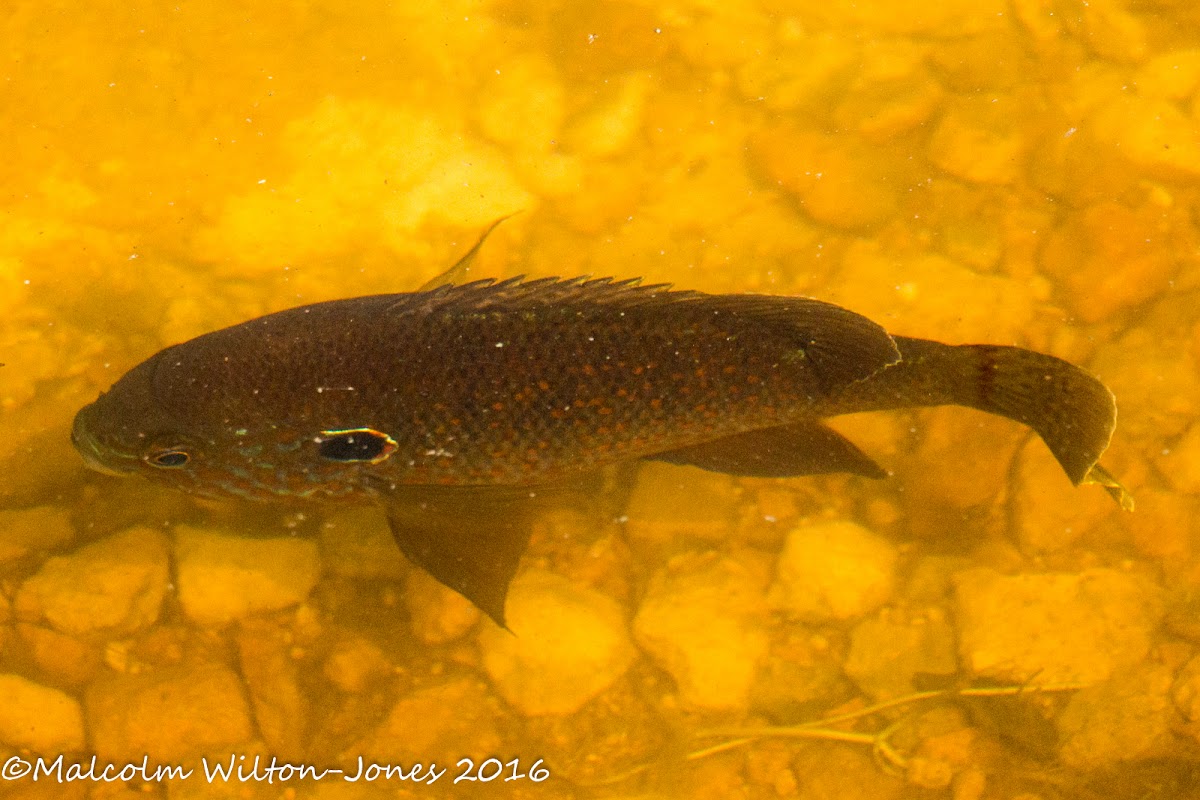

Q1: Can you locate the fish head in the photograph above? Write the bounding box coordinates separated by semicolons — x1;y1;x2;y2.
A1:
72;352;203;477
72;340;382;502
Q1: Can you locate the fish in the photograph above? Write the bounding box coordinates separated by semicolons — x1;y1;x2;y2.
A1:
72;244;1131;626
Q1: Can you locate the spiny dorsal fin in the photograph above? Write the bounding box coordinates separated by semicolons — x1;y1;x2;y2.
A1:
416;213;522;292
393;277;902;391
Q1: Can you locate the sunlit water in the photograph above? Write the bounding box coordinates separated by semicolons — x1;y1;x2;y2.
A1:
3;1;1200;798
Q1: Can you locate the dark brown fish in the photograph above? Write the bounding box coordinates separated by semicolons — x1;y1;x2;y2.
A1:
72;270;1129;624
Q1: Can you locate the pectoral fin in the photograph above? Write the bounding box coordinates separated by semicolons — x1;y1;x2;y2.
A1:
648;421;887;479
382;486;540;628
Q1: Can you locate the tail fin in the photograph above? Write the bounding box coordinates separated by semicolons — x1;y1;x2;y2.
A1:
841;336;1131;508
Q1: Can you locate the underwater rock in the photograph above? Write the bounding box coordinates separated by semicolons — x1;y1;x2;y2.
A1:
1011;0;1062;41
844;606;958;699
14;526;169;636
928;95;1030;185
175;525;320;626
749;628;853;718
750;125;899;229
520;671;669;786
405;568;481;645
1011;438;1117;553
479;570;636;715
1133;49;1200;101
1080;0;1147;63
735;31;858;112
1156;421;1200;495
322;635;391;694
85;660;253;763
16;624;103;687
768;519;898;622
792;743;905;800
1091;94;1200;180
828;240;1035;344
1058;664;1176;770
815;0;1007;36
197;97;531;272
0;673;85;753
623;462;741;545
1039;200;1185;324
236;617;307;759
953;568;1163;686
633;552;769;710
832;45;943;141
477;53;565;154
562;72;649;159
318;507;406;580
0;386;96;507
0;505;75;564
346;676;502;766
1171;653;1200;723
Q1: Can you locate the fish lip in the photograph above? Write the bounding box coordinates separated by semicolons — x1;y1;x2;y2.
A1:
71;406;136;477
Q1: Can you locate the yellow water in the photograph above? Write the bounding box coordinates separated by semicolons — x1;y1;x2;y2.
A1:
3;0;1200;798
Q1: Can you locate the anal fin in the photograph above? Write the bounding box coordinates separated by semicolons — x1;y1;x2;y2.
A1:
647;421;887;479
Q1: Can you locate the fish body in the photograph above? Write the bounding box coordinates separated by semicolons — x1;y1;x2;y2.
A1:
73;276;1127;624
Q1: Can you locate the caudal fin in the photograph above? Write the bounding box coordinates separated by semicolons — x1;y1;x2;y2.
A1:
844;336;1131;508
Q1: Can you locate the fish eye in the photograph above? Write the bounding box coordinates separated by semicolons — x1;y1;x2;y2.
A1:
316;428;397;463
148;449;191;468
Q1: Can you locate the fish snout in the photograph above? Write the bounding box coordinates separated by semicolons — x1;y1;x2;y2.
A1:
71;403;134;476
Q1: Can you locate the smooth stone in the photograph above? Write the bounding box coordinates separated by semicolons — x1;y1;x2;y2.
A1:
85;661;253;763
175;525;320;626
479;570;636;715
768;519;898;622
634;553;769;710
954;568;1163;685
15;526;169;636
0;673;85;753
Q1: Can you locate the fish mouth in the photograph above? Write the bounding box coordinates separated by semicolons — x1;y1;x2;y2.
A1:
71;405;135;477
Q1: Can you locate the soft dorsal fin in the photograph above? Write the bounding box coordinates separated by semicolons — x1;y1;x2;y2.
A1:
648;421;887;479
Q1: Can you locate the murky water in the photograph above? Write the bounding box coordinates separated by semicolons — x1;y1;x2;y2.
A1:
3;1;1200;798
